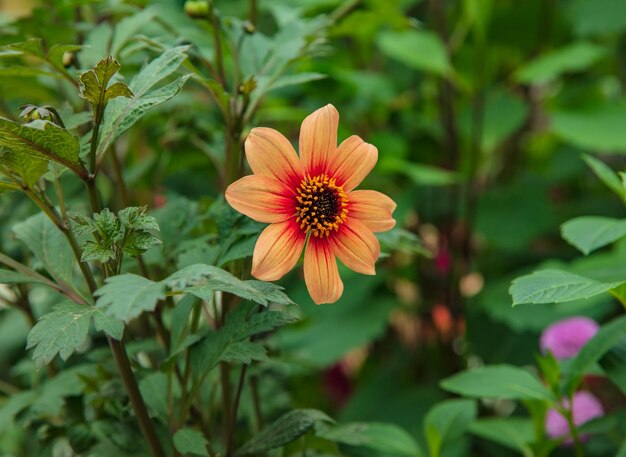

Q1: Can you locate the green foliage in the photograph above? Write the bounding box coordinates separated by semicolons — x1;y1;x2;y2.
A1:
440;365;554;401
377;29;450;76
424;399;476;457
26;302;123;368
561;216;626;255
95;274;165;322
320;422;423;457
469;419;534;456
237;409;333;455
79;56;133;106
173;428;209;456
510;269;623;305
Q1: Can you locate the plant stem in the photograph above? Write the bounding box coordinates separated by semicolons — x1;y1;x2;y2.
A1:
226;364;248;457
249;0;257;26
209;8;227;88
109;337;167;457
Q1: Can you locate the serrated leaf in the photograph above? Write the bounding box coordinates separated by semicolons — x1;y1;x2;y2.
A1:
13;213;77;289
237;409;333;455
173;428;209;456
0;118;84;176
98;46;190;154
91;307;124;340
104;82;133;103
95;274;165;322
1;149;48;187
166;264;294;306
122;231;161;257
561;216;626;255
79;56;123;105
515;41;606;84
582;153;625;199
69;211;97;236
319;422;422;457
81;241;115;263
440;365;554;401
424;400;476;457
93;208;121;243
509;269;623;305
222;341;268;364
118;206;160;231
26;302;92;368
566;314;626;393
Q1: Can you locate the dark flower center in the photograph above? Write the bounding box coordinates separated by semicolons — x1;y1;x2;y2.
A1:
295;174;348;238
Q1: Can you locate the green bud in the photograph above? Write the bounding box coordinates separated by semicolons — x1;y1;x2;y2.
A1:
243;20;256;34
184;0;210;18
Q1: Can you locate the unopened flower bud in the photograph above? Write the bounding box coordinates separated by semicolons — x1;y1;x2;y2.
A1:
62;51;76;68
184;0;210;18
243;20;256;34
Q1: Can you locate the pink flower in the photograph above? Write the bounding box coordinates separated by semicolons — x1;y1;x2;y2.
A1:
545;391;604;442
540;316;599;360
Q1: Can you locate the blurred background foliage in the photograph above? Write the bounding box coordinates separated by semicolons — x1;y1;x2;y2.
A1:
1;0;626;456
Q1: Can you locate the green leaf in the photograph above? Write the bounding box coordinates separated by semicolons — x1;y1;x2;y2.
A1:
0;391;37;432
0;180;19;192
561;216;626;255
0;38;44;58
550;104;626;153
468;419;534;457
379;157;459;186
440;365;554;401
166;264;294;306
46;44;82;73
582;153;625;200
320;422;422;457
98;46;190;154
424;399;477;457
377;29;450;76
26;302;92;368
81;241;115;263
237;409;333;455
139;372;171;421
91;307;124;340
0;269;47;285
95;274;165;322
599;335;626;396
1;149;49;187
266;72;326;91
173;428;209;456
110;8;156;57
569;0;626;37
566;314;626;393
79;56;132;106
515;42;606;84
0;118;84;176
509;269;623;305
93;208;121;244
118;206;160;231
13;213;77;289
222;341;268;364
122;231;161;257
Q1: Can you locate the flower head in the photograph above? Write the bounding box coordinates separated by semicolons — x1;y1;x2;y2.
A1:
540;316;599;360
545;391;604;443
225;104;396;304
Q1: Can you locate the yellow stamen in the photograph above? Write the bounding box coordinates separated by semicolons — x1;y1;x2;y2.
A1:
294;174;349;238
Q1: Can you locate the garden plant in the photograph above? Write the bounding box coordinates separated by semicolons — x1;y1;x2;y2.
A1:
0;1;626;457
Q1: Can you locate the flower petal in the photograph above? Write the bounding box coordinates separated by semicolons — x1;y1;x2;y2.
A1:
245;127;303;188
329;219;380;275
330;135;378;192
225;175;294;223
304;237;344;304
348;190;397;232
252;220;305;281
299;104;339;177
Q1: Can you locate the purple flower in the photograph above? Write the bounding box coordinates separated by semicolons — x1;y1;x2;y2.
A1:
545;391;604;442
540;316;599;360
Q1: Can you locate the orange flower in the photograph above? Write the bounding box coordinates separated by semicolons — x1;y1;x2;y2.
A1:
225;104;396;304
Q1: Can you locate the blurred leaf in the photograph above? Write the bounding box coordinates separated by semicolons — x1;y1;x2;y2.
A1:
550;104;626;153
139;372;171;421
47;44;82;73
377;29;450;76
599;335;626;395
222;341;268;364
237;409;333;455
98;46;190;154
110;8;156;57
267;72;327;91
0;38;44;58
173;428;209;456
561;216;626;255
509;269;623;305
0;391;37;432
26;302;122;368
440;365;554;401
320;422;422;457
569;0;626;37
566;314;626;393
424;399;476;457
0;269;48;285
515;42;606;84
95;274;166;322
13;213;78;290
380;157;459;185
0;118;84;176
582;153;625;200
377;228;431;257
468;418;534;457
